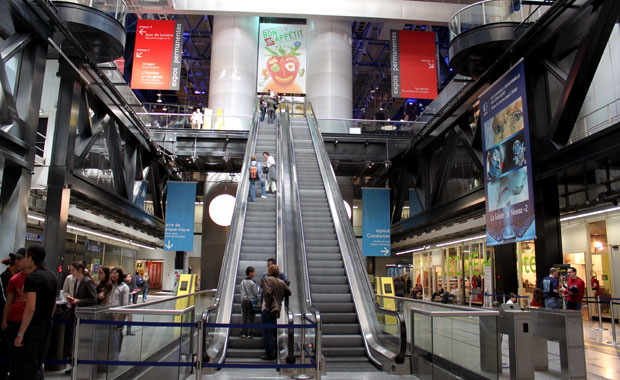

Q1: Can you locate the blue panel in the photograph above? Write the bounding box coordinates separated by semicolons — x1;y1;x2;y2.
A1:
362;188;391;256
164;182;197;251
479;61;536;246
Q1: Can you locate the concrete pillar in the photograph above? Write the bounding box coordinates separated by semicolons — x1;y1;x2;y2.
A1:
208;16;259;130
306;19;352;133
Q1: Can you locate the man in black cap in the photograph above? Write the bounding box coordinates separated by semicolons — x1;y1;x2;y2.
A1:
10;245;57;379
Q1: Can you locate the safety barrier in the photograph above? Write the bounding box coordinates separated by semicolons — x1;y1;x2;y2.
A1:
582;296;620;344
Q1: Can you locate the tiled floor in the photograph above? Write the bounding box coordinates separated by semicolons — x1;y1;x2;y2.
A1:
46;319;620;380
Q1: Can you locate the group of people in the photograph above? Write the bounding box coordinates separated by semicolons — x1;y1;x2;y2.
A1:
259;90;279;124
239;258;290;360
0;246;57;379
537;266;585;310
249;152;277;202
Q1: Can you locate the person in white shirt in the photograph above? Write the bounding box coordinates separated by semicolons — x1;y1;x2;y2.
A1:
506;292;518;305
109;268;130;366
263;152;277;194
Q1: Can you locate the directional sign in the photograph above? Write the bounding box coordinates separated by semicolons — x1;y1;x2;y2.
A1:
362;188;391;257
164;182;197;251
131;19;183;90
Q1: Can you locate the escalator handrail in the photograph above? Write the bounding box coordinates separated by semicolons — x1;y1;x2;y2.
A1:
281;100;322;325
204;104;261;363
304;101;406;365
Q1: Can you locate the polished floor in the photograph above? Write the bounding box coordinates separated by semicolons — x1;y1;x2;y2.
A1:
45;319;620;380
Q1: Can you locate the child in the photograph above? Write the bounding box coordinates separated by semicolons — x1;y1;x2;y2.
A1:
240;266;259;339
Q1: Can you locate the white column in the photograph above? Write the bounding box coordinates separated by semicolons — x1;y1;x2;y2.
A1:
306;19;352;133
208;16;259;130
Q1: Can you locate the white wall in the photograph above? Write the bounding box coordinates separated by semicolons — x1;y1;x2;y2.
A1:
561;223;588;253
571;24;620;140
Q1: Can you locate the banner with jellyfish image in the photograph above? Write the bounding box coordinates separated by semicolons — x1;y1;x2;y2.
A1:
479;60;536;246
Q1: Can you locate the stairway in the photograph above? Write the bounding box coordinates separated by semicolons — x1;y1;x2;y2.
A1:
225;121;277;364
290;119;373;371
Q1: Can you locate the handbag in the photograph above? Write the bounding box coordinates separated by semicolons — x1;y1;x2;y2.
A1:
262;166;269;174
250;298;261;312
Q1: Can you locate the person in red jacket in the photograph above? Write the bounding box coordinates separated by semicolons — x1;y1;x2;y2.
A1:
565;267;585;311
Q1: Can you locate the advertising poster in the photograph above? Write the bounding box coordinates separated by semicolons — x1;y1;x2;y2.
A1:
164;182;197;251
131;20;183;90
480;61;536;246
257;23;306;94
390;30;437;99
362;188;391;256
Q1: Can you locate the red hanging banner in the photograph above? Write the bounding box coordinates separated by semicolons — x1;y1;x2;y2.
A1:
131;19;183;90
390;30;437;99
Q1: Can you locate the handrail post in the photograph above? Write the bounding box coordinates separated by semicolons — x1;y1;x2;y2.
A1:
595;295;607;330
293;314;311;380
71;317;80;380
316;315;322;380
609;300;617;345
196;319;203;379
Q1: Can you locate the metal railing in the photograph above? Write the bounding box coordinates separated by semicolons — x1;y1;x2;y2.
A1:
304;101;407;369
569;98;620;144
449;0;548;40
280;101;323;373
202;104;260;364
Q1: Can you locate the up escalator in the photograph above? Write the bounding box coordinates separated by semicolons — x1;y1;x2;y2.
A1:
287;102;407;373
290;119;367;366
226;120;278;363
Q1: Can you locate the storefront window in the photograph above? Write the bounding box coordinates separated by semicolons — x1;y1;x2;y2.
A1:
516;240;537;306
588;220;612;317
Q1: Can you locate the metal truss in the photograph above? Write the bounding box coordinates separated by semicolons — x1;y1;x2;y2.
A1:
390;0;620;241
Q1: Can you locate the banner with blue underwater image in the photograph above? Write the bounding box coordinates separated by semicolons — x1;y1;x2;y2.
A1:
164;182;197;251
479;60;536;246
362;188;391;256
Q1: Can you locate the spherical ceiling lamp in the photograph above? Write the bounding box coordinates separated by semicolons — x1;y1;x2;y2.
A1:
343;200;352;220
209;194;236;226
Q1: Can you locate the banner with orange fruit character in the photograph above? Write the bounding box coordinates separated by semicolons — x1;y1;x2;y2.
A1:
257;23;306;94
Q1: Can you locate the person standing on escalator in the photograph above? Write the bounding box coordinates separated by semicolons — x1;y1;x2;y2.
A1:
263;152;277;194
260;265;290;360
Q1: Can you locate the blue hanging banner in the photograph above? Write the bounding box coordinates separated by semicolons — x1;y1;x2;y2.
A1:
164;182;197;251
479;60;536;246
362;188;391;256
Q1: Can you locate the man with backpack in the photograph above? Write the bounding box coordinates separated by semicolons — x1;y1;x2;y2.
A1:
249;156;267;202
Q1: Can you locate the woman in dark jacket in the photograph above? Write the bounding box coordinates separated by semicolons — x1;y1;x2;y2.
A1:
260;265;290;360
68;261;97;307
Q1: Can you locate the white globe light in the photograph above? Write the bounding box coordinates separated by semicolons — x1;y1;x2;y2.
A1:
343;200;352;220
209;194;236;226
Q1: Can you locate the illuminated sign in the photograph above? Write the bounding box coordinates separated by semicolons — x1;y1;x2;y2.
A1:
131;20;183;90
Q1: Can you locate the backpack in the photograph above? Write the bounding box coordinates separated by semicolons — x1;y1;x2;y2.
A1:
135;276;144;287
249;163;258;179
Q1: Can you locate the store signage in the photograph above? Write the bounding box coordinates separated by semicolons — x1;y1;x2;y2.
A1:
164;182;197;251
480;60;536;246
25;232;43;242
362;188;391;256
131;19;183;90
257;23;306;94
390;30;437;99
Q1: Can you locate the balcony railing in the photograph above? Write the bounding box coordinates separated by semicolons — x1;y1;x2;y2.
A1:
449;0;548;41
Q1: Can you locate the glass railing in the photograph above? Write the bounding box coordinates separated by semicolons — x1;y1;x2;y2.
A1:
569;98;620;144
139;112;254;131
87;0;128;26
449;0;548;40
408;301;500;380
74;291;215;379
316;118;425;135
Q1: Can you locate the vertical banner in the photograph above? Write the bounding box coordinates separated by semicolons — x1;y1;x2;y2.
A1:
362;188;391;256
390;30;437;99
131;19;183;90
257;23;306;94
480;61;536;246
164;182;197;251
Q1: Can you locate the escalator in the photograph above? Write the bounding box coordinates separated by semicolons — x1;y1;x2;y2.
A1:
225;120;277;364
204;110;295;369
286;102;407;373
